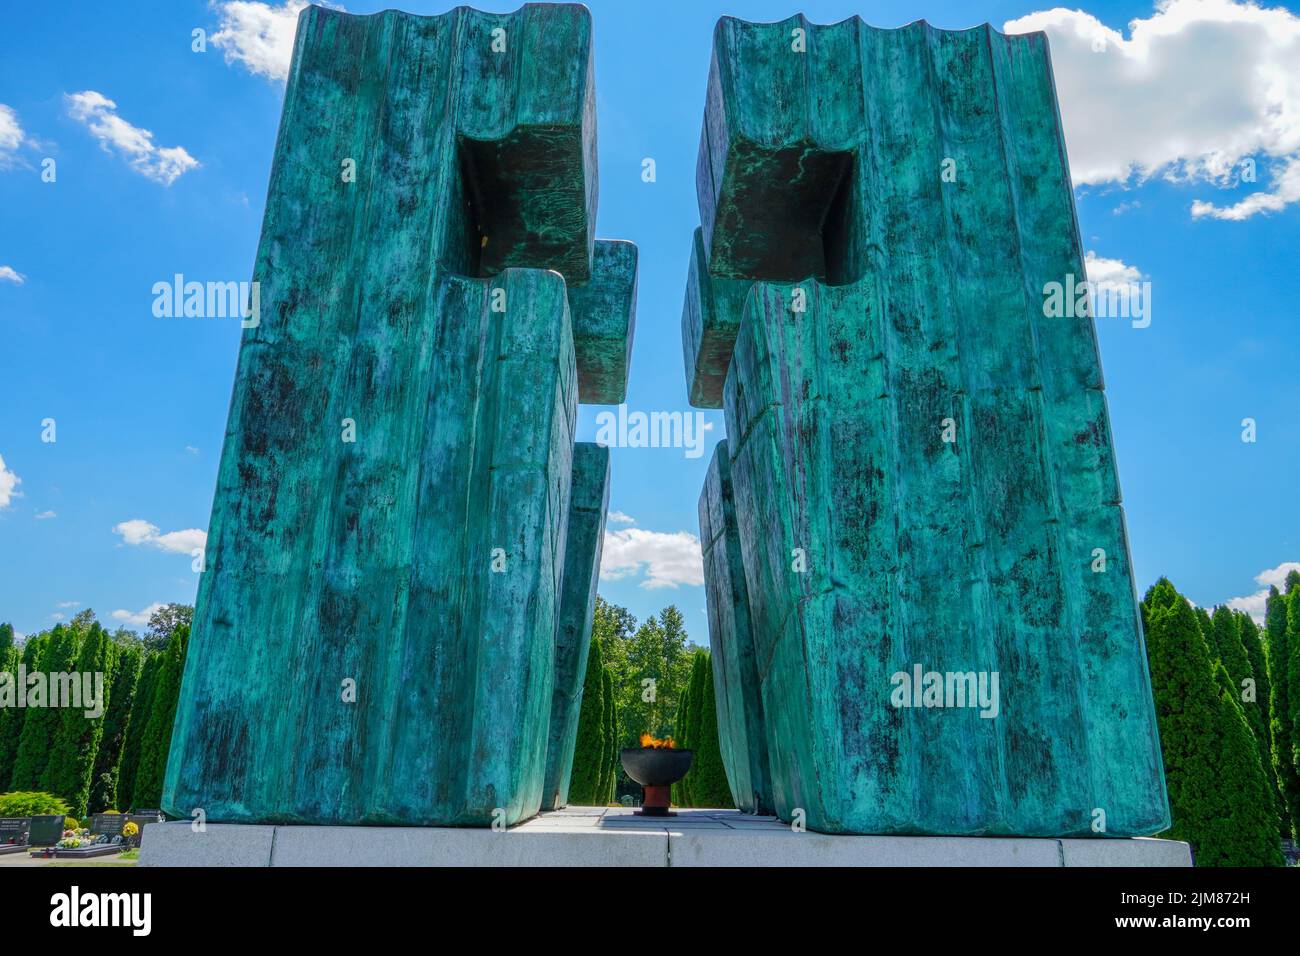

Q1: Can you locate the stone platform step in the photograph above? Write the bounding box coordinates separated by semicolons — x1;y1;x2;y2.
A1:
140;808;1191;867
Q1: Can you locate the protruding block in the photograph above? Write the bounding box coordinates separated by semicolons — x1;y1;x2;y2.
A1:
699;440;772;814
569;240;637;405
681;228;751;408
542;442;611;810
166;269;576;827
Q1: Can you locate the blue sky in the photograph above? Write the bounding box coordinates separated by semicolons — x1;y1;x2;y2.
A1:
1;0;1297;646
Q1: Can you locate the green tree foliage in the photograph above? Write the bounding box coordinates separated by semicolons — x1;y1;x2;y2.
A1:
130;624;189;809
144;604;193;653
689;656;731;807
621;606;694;741
1238;612;1272;743
1194;607;1216;658
674;652;732;808
1210;606;1274;798
41;622;113;817
1287;590;1300;826
1234;610;1281;822
0;623;13;657
117;653;162;810
567;636;606;806
672;654;705;807
605;672;620;803
1266;585;1299;839
1143;580;1282;866
0;790;70;817
89;643;143;813
596;667;616;804
0;642;22;788
9;625;79;790
592;596;636;687
1;635;50;788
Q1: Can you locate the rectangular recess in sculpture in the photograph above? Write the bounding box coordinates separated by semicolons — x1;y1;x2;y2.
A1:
164;4;634;828
688;15;1170;836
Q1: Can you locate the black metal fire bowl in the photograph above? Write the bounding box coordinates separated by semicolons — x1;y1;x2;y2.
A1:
620;747;694;786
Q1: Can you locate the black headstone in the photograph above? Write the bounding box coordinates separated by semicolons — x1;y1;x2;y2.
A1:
0;817;29;845
28;815;65;847
91;813;126;836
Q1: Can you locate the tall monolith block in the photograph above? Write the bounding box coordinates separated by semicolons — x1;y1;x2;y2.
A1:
542;442;611;810
699;440;772;815
685;15;1169;836
164;4;634;827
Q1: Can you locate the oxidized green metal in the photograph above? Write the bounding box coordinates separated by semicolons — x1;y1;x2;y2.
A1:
699;440;773;815
688;15;1170;836
163;3;634;826
542;442;610;811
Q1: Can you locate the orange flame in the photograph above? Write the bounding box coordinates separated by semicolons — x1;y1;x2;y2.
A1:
639;733;677;749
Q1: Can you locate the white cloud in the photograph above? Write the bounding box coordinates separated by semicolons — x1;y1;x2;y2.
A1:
65;90;199;186
0;453;21;509
34;510;57;520
607;510;636;525
185;445;199;455
111;603;166;627
1005;0;1300;219
0;103;24;168
113;518;207;554
1084;250;1143;292
58;601;80;608
210;0;317;82
0;266;24;285
601;528;703;590
1223;561;1300;623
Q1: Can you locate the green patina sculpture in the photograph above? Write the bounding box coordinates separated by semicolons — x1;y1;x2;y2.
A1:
163;3;634;826
688;15;1171;836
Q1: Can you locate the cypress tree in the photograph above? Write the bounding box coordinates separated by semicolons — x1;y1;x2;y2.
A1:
0;623;13;656
567;636;606;805
1288;591;1300;818
130;625;188;809
41;622;113;817
0;634;47;789
118;652;161;810
1266;586;1299;839
687;653;732;808
1236;611;1281;820
607;682;622;803
596;667;616;804
89;643;142;813
1143;580;1282;865
10;625;80;790
0;644;20;787
1210;606;1272;790
1239;612;1273;742
1194;607;1217;660
673;654;704;806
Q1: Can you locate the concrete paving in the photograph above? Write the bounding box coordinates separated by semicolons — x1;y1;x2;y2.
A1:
140;808;1193;867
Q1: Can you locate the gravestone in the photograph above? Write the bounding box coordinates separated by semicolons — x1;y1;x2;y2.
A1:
27;815;65;848
0;817;28;845
163;3;633;828
91;813;127;836
686;15;1169;836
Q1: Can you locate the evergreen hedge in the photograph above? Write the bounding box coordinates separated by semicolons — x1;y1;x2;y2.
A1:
567;636;605;805
1143;580;1282;866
